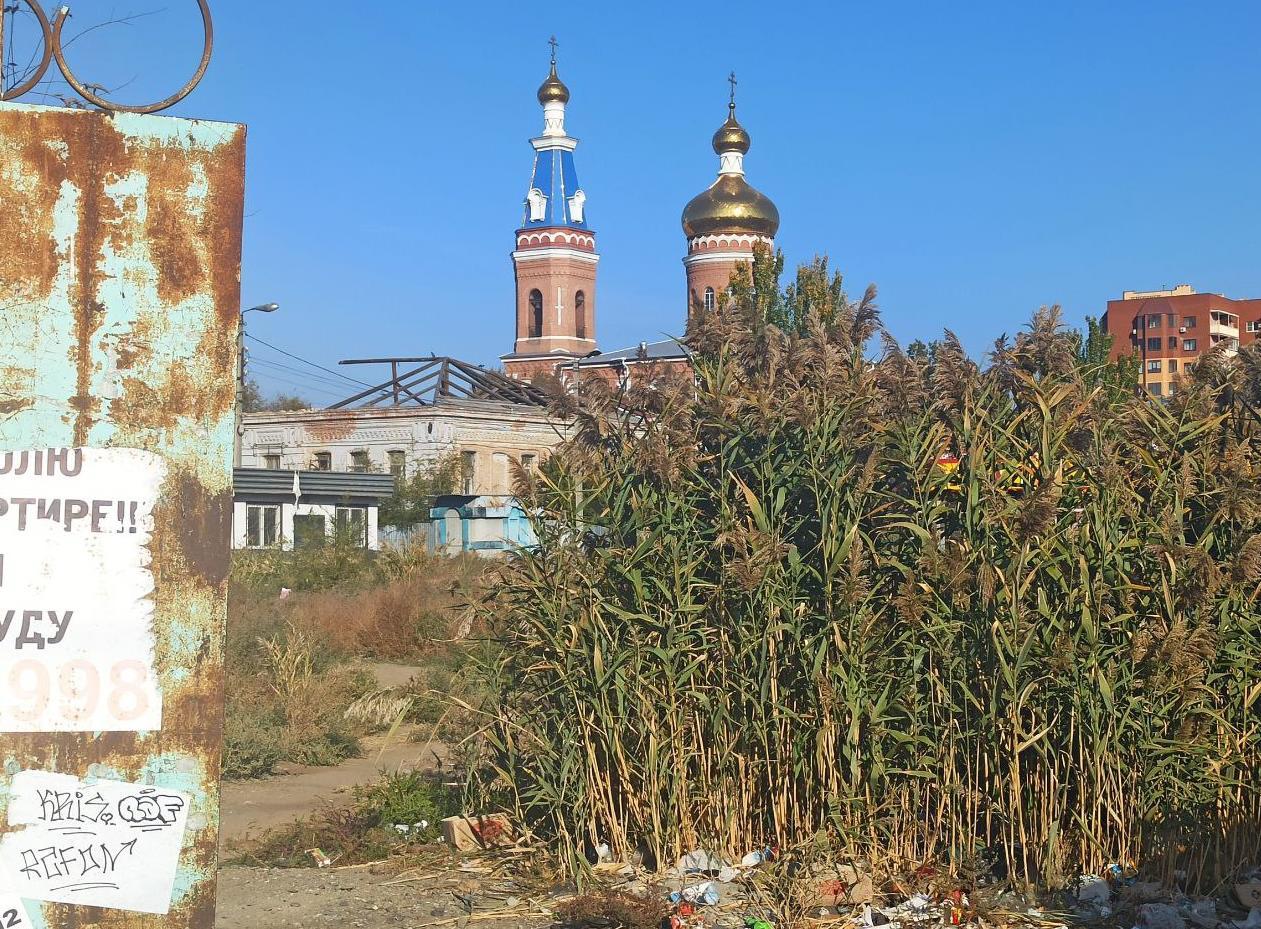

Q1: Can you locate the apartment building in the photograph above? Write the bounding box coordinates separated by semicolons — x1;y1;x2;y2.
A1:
1101;285;1261;397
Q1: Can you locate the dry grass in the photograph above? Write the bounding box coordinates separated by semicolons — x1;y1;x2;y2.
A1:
224;543;489;778
473;250;1261;891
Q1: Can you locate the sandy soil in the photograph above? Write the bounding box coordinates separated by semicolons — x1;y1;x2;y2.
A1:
215;864;551;929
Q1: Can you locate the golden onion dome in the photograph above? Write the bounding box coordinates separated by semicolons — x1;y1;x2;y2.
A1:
682;175;780;238
681;100;779;238
712;103;751;154
537;61;570;105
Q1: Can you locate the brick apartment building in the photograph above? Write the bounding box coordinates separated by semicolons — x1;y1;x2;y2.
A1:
1101;285;1261;397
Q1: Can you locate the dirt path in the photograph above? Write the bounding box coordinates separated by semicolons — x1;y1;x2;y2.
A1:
220;662;449;847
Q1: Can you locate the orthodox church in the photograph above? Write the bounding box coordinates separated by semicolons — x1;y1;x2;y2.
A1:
500;46;780;383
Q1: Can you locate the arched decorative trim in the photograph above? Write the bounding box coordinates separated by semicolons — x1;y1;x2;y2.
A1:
688;232;773;252
517;230;596;249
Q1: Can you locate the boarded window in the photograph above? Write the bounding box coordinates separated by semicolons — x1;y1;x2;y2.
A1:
294;514;326;548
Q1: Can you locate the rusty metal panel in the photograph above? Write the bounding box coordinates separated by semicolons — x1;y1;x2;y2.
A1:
0;101;244;927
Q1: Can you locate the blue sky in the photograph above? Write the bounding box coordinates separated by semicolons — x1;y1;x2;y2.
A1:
13;1;1261;403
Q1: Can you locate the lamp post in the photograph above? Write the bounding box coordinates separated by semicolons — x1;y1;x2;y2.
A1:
236;303;280;467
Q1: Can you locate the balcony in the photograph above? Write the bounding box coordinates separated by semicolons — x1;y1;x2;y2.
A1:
1210;333;1240;356
1210;310;1239;340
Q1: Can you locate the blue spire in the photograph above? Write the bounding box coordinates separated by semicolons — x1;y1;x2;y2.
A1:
521;45;589;230
522;148;588;229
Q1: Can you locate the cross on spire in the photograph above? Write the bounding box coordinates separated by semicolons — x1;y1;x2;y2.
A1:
549;35;559;66
728;71;738;108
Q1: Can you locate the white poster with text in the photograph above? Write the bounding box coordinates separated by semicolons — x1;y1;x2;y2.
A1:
0;771;189;914
0;448;165;732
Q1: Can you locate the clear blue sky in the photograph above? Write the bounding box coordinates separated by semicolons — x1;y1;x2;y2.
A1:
17;0;1261;403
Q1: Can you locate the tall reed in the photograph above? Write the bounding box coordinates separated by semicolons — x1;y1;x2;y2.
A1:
476;259;1261;890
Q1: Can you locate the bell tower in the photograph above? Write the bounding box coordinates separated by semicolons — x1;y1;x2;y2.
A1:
502;38;599;381
681;74;779;316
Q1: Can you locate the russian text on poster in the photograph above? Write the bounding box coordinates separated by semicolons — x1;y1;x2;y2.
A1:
0;448;165;731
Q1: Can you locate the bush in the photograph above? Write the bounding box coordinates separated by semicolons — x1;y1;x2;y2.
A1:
222;707;285;779
353;770;462;840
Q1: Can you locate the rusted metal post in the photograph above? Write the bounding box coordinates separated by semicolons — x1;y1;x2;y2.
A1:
0;100;245;928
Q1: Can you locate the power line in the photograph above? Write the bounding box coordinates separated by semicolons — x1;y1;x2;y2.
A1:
245;333;375;388
245;370;348;399
247;356;377;391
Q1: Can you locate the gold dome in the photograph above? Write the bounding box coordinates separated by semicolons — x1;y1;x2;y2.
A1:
682;174;780;238
712;103;751;154
537;61;570;105
682;95;779;238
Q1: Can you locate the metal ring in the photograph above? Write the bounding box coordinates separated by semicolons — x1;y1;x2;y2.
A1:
49;0;213;114
0;0;55;102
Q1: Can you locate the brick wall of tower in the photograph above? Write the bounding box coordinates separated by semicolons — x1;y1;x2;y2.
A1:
511;228;598;359
683;233;772;315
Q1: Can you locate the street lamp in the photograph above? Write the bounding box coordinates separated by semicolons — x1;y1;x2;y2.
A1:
236;303;281;467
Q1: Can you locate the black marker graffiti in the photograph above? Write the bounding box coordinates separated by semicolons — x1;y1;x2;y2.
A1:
118;790;185;829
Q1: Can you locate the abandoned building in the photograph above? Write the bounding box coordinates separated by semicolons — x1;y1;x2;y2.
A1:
236;357;560;553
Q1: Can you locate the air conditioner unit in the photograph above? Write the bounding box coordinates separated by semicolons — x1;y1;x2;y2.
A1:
1179;327;1187;333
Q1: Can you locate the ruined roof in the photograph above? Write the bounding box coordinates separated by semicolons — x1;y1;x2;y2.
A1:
327;356;549;409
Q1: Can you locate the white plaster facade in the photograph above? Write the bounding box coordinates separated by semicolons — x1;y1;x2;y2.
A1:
239;398;566;499
231;499;383;551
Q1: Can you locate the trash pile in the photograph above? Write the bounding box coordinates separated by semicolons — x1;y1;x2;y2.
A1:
419;812;1261;929
585;844;1261;929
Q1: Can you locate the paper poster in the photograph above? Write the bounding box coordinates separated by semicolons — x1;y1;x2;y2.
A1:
0;771;190;915
0;448;165;732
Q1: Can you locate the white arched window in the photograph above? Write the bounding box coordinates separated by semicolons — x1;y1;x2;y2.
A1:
568;189;586;223
704;287;716;312
526;188;548;222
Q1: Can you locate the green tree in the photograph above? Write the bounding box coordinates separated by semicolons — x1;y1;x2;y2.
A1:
379;454;462;529
241;379;311;412
1072;315;1140;392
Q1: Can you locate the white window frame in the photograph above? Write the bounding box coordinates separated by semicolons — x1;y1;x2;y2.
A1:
334;507;367;547
247;504;281;548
